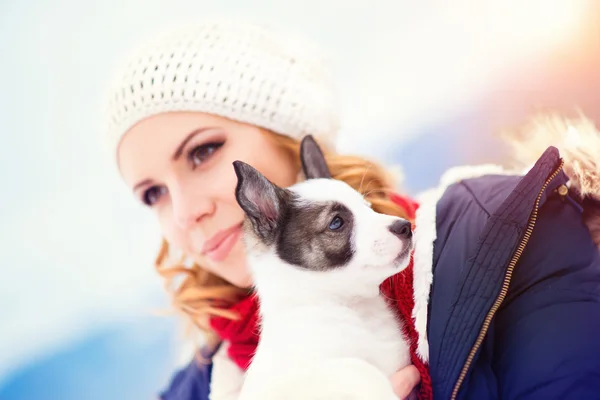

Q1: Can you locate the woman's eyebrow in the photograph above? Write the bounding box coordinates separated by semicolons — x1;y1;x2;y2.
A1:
133;178;153;192
172;127;216;161
132;126;218;191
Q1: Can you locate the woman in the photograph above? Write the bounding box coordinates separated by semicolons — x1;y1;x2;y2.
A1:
103;17;600;400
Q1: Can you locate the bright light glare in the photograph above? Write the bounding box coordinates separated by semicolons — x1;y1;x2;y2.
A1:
488;0;587;50
340;0;591;153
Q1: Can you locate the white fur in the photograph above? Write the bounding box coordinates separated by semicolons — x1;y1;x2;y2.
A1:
238;178;413;400
209;343;245;400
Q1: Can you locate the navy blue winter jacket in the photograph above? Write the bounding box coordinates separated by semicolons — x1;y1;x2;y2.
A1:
427;146;600;399
159;357;212;400
160;146;600;399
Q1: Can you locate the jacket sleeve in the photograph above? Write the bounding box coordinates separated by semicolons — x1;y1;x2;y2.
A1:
492;195;600;399
159;358;213;400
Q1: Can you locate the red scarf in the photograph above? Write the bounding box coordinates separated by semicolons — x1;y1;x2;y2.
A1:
209;293;260;371
209;194;433;400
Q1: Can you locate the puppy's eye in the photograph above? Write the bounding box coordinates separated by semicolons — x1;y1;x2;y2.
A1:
328;216;344;231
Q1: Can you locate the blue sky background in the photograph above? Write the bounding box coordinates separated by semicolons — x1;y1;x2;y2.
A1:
1;0;598;398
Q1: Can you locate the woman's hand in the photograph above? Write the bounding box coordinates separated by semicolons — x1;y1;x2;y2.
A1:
390;364;420;399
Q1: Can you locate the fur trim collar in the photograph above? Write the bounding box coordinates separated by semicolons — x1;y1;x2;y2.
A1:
411;164;519;363
503;113;600;247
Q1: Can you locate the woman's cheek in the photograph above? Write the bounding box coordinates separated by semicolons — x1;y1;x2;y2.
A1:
157;209;187;255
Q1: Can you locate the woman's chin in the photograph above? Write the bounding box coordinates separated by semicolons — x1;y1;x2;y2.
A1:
206;243;254;289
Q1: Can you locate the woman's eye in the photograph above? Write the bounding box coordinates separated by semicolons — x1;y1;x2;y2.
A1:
328;216;344;231
143;186;167;206
189;142;223;168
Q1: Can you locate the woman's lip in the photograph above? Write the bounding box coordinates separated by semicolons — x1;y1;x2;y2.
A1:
202;224;241;253
203;224;243;262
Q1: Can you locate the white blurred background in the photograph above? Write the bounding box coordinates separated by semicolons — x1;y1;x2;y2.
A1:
1;0;599;398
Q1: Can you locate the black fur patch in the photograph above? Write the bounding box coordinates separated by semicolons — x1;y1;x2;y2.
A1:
276;200;355;270
233;160;292;244
300;135;332;179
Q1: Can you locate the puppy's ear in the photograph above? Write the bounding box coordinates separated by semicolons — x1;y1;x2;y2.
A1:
300;135;332;179
233;161;288;240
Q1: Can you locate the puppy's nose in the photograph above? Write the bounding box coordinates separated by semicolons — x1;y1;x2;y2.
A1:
389;219;412;239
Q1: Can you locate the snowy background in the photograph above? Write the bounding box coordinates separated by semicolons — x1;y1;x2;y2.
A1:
1;0;599;398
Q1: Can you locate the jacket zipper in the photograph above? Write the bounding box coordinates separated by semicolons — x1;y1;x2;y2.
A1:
450;159;565;400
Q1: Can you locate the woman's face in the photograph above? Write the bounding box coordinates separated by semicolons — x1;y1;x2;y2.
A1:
118;112;299;287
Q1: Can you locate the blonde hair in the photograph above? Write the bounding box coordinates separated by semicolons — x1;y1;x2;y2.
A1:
154;131;413;342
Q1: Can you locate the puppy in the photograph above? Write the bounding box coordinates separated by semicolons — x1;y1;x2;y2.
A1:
233;135;413;400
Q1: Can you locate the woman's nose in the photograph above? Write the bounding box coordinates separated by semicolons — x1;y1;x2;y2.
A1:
171;183;214;230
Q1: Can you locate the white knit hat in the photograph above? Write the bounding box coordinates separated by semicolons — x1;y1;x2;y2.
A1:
103;17;340;158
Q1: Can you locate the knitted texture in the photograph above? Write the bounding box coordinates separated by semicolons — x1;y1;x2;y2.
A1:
380;197;433;400
103;17;340;158
209;293;260;371
381;261;433;400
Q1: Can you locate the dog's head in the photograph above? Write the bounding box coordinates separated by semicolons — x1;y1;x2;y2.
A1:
233;136;413;298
